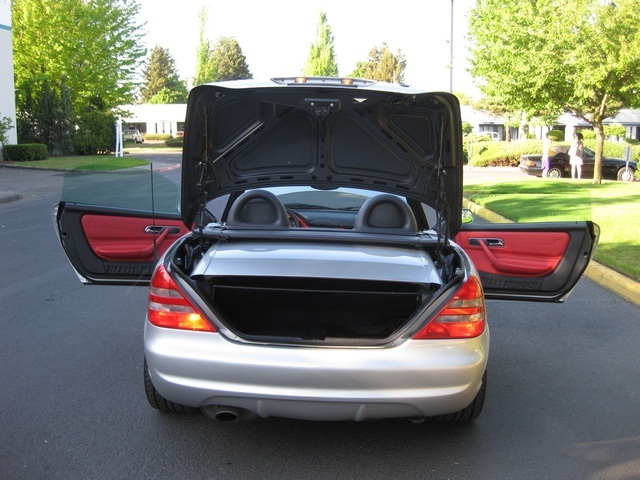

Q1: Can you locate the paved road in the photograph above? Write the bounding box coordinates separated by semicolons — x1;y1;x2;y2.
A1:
1;164;639;479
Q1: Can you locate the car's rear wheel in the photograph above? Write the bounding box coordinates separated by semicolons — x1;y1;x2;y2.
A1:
428;370;487;422
144;358;197;413
547;166;564;178
617;166;635;182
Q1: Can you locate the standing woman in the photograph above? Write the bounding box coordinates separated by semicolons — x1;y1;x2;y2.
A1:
541;134;552;178
568;132;584;179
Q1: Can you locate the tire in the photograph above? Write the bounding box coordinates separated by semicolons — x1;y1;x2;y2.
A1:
144;358;197;413
428;370;487;422
547;166;564;179
617;166;635;182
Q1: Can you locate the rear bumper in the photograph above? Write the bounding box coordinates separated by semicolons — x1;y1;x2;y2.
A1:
144;322;489;421
519;165;542;176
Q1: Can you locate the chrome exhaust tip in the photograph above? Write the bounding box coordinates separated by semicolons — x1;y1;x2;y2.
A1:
201;405;257;422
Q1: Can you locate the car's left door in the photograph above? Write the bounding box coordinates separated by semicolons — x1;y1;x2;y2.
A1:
54;169;188;285
56;202;188;285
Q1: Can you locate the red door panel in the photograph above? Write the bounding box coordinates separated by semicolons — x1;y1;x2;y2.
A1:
455;230;570;277
456;222;598;302
56;202;186;285
81;214;188;262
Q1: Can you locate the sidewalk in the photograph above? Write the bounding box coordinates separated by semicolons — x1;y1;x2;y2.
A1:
463;197;640;308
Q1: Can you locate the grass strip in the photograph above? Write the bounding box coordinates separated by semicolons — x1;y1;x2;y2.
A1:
3;155;149;171
464;180;640;281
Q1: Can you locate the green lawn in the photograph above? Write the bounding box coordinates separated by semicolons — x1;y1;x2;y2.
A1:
464;180;640;282
3;155;149;171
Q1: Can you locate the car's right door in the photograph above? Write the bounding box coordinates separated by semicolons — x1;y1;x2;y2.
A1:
456;221;598;302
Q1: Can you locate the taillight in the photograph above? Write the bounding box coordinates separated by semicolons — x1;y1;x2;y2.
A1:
148;264;216;332
414;276;486;339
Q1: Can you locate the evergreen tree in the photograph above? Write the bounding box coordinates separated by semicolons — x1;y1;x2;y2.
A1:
212;37;252;81
193;8;217;85
59;74;75;154
350;43;406;83
140;46;188;104
35;79;59;155
302;12;338;76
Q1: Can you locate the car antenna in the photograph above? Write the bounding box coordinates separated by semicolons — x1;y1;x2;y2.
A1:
150;162;159;263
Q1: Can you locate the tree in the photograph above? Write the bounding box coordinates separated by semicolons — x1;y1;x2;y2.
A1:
211;37;252;81
193;8;217;86
0;116;14;145
302;12;338;76
12;0;146;113
453;91;474;106
604;123;626;141
468;0;640;183
140;46;188;104
16;75;75;154
36;78;58;154
473;96;519;142
350;43;406;83
59;74;75;154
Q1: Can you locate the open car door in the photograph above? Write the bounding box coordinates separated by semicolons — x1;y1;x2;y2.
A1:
456;221;599;302
54;169;189;285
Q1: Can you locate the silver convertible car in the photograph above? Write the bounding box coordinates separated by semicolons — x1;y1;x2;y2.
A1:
55;77;598;423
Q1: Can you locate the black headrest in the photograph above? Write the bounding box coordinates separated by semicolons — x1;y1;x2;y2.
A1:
226;190;289;228
354;194;417;233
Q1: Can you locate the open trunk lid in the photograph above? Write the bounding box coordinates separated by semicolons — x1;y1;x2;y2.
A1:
181;77;463;235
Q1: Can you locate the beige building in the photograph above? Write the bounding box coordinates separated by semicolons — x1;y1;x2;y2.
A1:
120;104;186;137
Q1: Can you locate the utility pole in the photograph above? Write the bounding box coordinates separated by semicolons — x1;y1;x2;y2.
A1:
450;0;454;93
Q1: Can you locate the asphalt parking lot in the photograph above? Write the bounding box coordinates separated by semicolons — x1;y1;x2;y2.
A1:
1;162;639;479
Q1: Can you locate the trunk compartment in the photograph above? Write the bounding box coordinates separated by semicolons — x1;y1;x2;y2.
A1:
196;276;439;341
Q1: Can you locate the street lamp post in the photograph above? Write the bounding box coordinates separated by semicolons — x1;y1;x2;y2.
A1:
450;0;454;93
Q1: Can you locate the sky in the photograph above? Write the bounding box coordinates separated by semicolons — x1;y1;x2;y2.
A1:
135;0;480;97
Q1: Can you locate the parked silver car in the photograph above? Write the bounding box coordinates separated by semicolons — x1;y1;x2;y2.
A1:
55;77;598;423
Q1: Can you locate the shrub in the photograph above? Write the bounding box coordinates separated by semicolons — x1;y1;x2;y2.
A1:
73;111;116;155
579;129;596;139
165;136;183;147
547;130;564;142
144;133;172;142
582;140;640;162
468;139;545;167
4;143;48;162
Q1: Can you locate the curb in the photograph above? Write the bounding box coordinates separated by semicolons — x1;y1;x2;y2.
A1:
0;193;25;205
463;197;640;308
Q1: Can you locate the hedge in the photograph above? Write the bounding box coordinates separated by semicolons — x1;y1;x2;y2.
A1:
3;143;48;162
144;133;172;141
165;136;183;147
